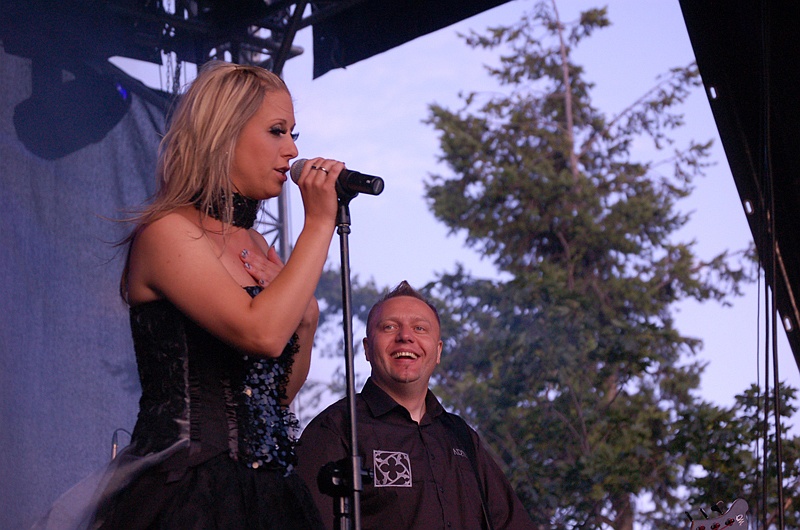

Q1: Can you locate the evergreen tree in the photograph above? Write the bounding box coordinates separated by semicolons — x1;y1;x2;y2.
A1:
675;383;800;529
298;269;382;422
421;2;753;527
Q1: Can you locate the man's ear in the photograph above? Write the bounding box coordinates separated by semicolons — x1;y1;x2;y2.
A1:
363;337;372;362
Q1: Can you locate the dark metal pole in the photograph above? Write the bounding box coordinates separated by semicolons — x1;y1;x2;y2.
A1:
335;196;362;530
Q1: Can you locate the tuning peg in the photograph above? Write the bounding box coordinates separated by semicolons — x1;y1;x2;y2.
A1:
711;501;726;514
699;508;708;519
685;511;693;522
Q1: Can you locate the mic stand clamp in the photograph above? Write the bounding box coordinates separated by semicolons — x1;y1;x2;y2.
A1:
317;457;374;530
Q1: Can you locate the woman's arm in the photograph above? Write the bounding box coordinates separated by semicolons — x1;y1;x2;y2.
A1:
127;159;340;359
241;242;319;402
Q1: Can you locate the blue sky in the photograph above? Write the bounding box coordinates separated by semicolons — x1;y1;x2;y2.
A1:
117;0;800;417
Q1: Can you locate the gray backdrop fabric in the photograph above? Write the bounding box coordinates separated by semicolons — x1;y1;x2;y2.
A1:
1;44;167;529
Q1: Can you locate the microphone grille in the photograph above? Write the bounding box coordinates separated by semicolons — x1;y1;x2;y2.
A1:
290;159;307;183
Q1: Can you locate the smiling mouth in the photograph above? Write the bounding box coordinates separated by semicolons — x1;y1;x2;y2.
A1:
392;351;419;359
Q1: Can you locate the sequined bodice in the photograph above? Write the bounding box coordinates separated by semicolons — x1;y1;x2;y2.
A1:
129;286;299;473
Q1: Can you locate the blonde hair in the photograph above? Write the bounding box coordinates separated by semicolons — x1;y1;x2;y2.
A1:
148;60;289;226
120;61;290;299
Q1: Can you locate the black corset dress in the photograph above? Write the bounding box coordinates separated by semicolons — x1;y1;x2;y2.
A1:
128;285;300;472
32;287;325;530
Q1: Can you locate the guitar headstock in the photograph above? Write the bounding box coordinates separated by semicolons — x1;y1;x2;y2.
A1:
686;499;749;529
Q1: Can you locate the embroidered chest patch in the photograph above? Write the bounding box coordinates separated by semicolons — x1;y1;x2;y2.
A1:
373;450;412;487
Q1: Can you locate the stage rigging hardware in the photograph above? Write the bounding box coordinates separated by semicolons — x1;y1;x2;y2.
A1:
1;0;510;260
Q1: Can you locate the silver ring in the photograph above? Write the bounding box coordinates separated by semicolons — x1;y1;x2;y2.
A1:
318;167;329;174
258;279;265;286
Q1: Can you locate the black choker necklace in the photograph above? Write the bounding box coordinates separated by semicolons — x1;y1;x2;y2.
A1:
195;192;260;229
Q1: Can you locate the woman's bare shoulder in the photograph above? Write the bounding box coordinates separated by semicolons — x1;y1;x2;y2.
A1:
134;207;204;247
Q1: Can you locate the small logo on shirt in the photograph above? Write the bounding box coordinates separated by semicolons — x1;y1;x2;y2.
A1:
453;448;467;458
373;450;412;487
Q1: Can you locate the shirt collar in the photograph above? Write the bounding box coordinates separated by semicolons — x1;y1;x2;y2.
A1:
362;377;445;424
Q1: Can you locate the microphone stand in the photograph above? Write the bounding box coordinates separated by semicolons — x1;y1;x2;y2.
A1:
326;192;364;530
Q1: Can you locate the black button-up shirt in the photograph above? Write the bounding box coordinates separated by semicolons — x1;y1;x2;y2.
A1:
296;378;535;529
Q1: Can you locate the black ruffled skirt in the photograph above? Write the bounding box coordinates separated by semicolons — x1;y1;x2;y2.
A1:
93;452;325;530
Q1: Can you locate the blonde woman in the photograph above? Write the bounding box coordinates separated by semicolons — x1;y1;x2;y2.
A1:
36;61;340;529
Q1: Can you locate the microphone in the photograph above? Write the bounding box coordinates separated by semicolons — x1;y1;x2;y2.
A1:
290;159;384;198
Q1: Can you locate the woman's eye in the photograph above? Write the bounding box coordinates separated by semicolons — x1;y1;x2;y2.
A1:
270;127;298;141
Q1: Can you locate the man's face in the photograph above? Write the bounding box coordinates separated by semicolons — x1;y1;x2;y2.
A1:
364;296;443;392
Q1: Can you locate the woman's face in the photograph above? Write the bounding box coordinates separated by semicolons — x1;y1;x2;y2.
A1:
230;90;298;200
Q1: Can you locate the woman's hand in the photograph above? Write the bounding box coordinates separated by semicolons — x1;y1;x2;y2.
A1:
240;245;283;287
294;157;343;229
